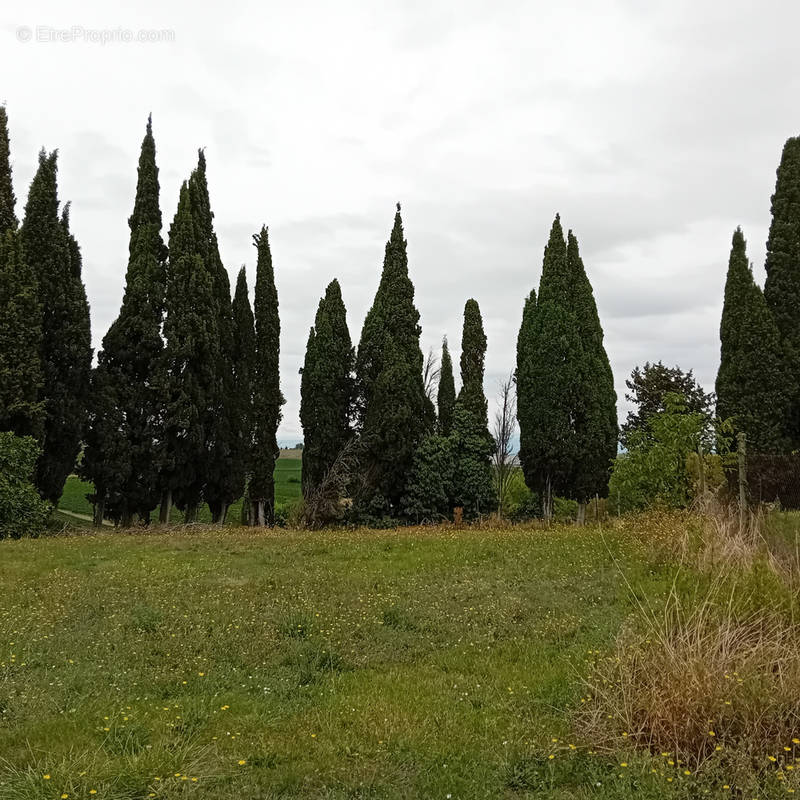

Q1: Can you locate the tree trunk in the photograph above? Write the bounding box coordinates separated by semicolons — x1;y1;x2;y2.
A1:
159;490;172;524
93;495;105;528
120;508;134;528
184;503;197;524
576;502;586;526
542;477;553;523
256;499;265;527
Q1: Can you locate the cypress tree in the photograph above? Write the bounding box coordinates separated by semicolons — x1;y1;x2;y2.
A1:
764;137;800;448
567;230;618;514
230;266;256;518
21;152;92;503
515;287;537;490
515;215;583;518
0;107;44;439
159;182;218;521
0;107;15;233
717;227;788;453
437;336;455;436
83;116;167;524
187;152;238;523
354;204;433;515
250;226;283;526
299;279;354;497
450;299;495;516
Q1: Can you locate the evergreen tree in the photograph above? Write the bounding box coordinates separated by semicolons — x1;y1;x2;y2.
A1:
21;152;91;503
717;227;788;453
0;108;43;439
82;116;167;524
450;299;495;515
0;107;16;233
515;215;583;518
250;226;283;525
188;152;238;523
230;266;256;518
300;279;354;498
159;182;218;521
354;205;433;514
621;362;713;448
764;136;800;448
402;433;454;521
437;336;455;435
567;230;618;512
515;287;537;489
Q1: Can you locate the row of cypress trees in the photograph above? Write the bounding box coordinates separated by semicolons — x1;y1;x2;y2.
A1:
299;206;617;522
716;137;800;455
2;106;618;523
0;109;284;524
0;107;92;505
85;119;283;525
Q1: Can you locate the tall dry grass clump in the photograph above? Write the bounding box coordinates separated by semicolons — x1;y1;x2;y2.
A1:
580;507;800;776
579;581;800;771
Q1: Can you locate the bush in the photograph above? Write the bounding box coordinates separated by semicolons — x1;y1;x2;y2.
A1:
0;432;51;539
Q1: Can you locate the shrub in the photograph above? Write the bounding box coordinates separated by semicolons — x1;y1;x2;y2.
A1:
0;432;51;539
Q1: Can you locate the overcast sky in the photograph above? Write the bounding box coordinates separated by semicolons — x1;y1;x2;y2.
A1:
2;0;800;444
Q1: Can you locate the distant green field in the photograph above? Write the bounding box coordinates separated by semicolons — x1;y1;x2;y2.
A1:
59;458;302;524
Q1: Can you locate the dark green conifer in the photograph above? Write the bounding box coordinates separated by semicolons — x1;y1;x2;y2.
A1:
515;215;583;518
402;433;454;521
187;152;238;523
764;136;800;448
159;182;218;521
450;299;495;516
229;266;256;517
717;227;788;453
0;108;44;439
83;116;167;524
354;205;433;514
250;226;284;525
300;279;354;497
0;107;17;232
21;152;92;503
567;230;618;511
437;336;455;436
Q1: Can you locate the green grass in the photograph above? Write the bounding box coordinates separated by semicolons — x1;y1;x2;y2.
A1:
58;458;303;523
0;518;796;798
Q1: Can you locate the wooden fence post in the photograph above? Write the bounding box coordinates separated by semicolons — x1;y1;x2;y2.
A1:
737;432;747;531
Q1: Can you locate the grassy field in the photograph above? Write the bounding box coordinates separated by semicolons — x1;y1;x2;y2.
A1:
58;458;303;523
0;515;798;798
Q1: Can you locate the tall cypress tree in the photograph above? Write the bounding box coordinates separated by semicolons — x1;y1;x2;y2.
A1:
159;182;218;521
21;152;92;503
0;107;15;234
515;215;583;519
437;336;455;436
451;299;495;516
300;279;354;497
717;227;788;453
187;152;238;523
230;266;256;517
0;107;43;439
764;137;800;449
567;230;617;514
83;116;167;524
250;226;283;525
354;205;433;515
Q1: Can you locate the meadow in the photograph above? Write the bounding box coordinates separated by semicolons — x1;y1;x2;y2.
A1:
1;512;799;798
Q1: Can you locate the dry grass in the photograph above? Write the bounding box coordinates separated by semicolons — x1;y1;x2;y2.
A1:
579;505;800;785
